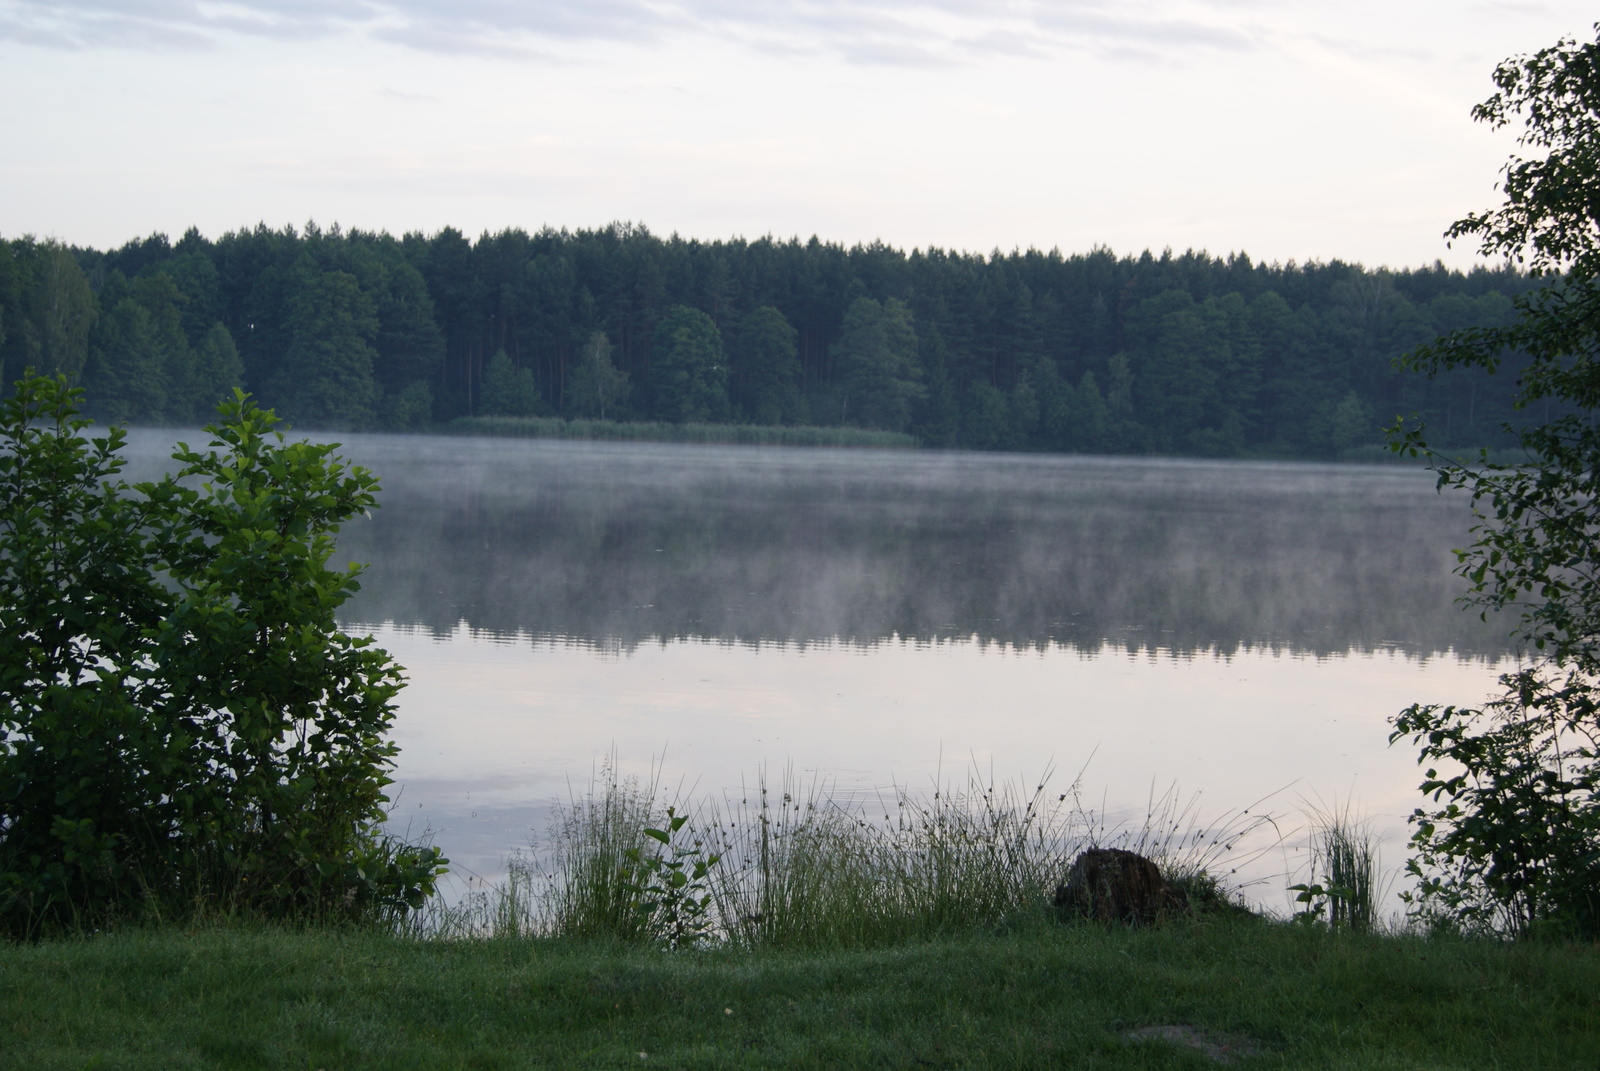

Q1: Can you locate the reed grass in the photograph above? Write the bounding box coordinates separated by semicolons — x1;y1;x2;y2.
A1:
448;415;919;449
426;762;1280;947
706;769;1074;948
1292;798;1383;932
421;758;660;942
1336;442;1533;467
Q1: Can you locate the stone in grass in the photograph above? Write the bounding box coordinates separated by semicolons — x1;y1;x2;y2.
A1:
1052;848;1188;925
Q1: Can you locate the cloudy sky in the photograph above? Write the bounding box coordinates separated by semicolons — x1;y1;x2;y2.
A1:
0;1;1593;267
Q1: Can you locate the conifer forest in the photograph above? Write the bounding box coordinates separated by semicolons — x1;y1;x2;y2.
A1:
0;224;1544;457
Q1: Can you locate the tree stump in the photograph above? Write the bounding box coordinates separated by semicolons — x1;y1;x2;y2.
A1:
1053;848;1187;925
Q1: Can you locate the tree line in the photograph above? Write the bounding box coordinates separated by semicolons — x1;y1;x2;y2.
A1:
0;223;1546;457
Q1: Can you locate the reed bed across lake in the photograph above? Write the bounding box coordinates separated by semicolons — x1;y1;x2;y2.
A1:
448;415;918;449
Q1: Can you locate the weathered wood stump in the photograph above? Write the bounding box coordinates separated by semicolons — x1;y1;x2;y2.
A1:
1052;848;1187;925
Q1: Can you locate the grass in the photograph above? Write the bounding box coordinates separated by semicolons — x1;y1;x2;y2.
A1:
1294;799;1382;933
425;763;1277;947
6;777;1597;1068
4;918;1599;1069
447;415;919;449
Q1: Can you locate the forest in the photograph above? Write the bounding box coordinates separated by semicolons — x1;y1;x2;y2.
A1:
0;223;1547;457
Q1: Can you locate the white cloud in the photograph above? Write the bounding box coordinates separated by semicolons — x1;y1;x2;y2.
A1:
2;0;1596;262
0;0;1267;64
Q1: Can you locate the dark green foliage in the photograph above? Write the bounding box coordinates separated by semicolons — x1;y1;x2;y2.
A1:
730;306;801;424
832;296;922;432
1287;805;1379;932
621;807;721;950
0;240;96;385
272;262;380;428
369;256;445;400
79;271;212;425
30;242;97;381
5;218;1547;450
647;304;729;423
83;290;168;423
378;379;433;431
188;322;245;420
479;349;543;417
914;325;960;446
1448;29;1600;278
1392;677;1600;937
1389;27;1600;939
0;375;443;935
1125;289;1250;455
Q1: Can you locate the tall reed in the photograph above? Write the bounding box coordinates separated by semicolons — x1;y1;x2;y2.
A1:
1292;799;1380;932
419;758;661;940
448;415;917;449
427;761;1281;946
703;768;1085;948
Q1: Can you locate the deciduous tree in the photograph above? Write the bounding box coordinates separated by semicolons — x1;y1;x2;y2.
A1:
565;331;629;420
731;306;800;425
0;376;442;934
1390;25;1600;938
832;296;922;432
647;305;728;423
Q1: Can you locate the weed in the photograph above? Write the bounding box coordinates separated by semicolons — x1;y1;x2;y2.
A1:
435;760;1282;948
1289;798;1381;931
622;806;721;949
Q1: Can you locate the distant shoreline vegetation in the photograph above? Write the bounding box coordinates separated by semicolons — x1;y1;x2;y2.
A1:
0;223;1548;461
447;415;917;449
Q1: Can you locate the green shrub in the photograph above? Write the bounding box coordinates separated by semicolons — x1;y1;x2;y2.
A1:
1392;676;1600;938
1388;29;1600;940
0;375;443;935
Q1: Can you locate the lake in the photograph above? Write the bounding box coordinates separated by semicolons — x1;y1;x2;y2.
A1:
129;430;1514;905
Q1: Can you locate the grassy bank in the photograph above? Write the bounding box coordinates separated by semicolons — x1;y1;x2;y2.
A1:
3;919;1597;1069
447;415;919;449
430;763;1273;949
8;770;1593;1069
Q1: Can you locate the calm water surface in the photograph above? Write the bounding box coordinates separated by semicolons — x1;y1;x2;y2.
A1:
131;431;1515;900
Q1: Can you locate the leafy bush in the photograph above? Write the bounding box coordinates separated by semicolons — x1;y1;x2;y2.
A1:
0;375;443;935
1389;28;1600;939
1392;675;1600;937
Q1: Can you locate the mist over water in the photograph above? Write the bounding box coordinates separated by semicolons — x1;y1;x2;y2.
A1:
329;435;1506;660
121;430;1513;896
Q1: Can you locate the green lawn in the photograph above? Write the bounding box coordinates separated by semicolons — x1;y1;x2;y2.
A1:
3;917;1596;1069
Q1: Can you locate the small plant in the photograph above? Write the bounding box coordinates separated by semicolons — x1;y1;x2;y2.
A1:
541;759;659;941
1289;801;1378;931
623;806;721;949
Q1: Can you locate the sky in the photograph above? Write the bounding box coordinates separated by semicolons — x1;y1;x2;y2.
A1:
0;1;1595;268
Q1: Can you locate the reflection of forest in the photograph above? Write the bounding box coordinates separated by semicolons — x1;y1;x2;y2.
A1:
323;436;1509;660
